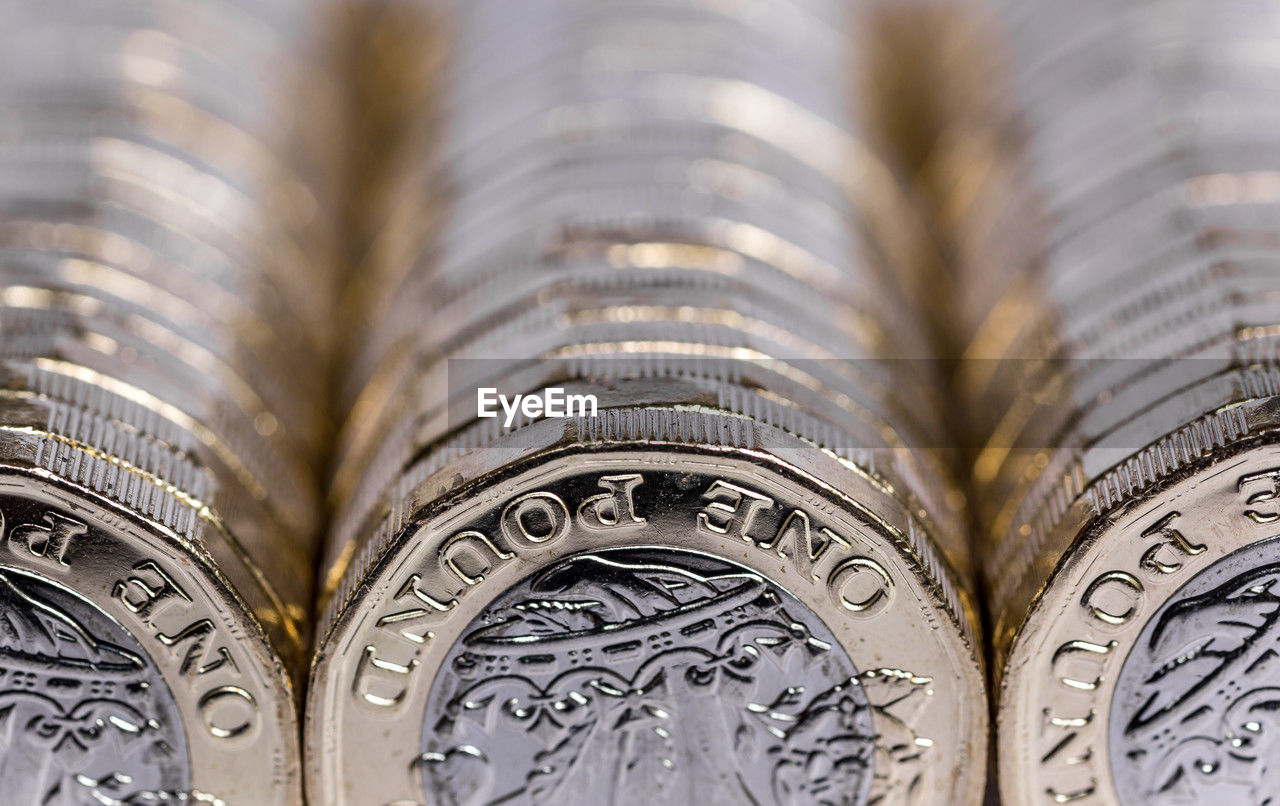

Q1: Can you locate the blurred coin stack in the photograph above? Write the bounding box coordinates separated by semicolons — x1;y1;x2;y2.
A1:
0;1;339;803
913;1;1280;803
308;0;987;803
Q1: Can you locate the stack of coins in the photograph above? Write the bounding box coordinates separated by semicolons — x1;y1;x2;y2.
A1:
307;1;988;803
912;1;1280;803
0;1;339;803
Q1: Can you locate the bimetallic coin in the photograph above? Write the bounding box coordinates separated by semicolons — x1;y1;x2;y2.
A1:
0;473;299;804
899;1;1280;804
315;1;985;802
309;413;986;805
999;440;1280;806
0;0;341;802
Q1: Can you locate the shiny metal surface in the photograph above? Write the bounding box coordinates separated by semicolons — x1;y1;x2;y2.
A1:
309;0;987;803
420;547;876;804
0;0;340;801
1109;537;1280;805
0;563;189;804
879;1;1280;804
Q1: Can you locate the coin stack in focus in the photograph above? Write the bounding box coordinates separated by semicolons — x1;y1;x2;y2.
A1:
909;1;1280;803
308;1;987;803
0;2;339;803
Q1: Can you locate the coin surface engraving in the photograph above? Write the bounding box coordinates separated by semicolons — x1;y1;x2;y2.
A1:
420;548;875;805
0;566;190;805
1111;537;1280;805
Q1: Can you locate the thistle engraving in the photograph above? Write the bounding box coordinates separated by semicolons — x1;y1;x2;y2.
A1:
1111;541;1280;805
419;549;932;805
0;567;190;805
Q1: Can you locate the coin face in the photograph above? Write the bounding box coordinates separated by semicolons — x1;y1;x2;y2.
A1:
1109;536;1280;805
0;566;190;805
419;547;876;805
998;442;1280;806
310;442;986;805
0;473;302;803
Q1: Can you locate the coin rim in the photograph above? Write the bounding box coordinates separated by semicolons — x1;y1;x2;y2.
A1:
0;467;301;804
997;438;1280;805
